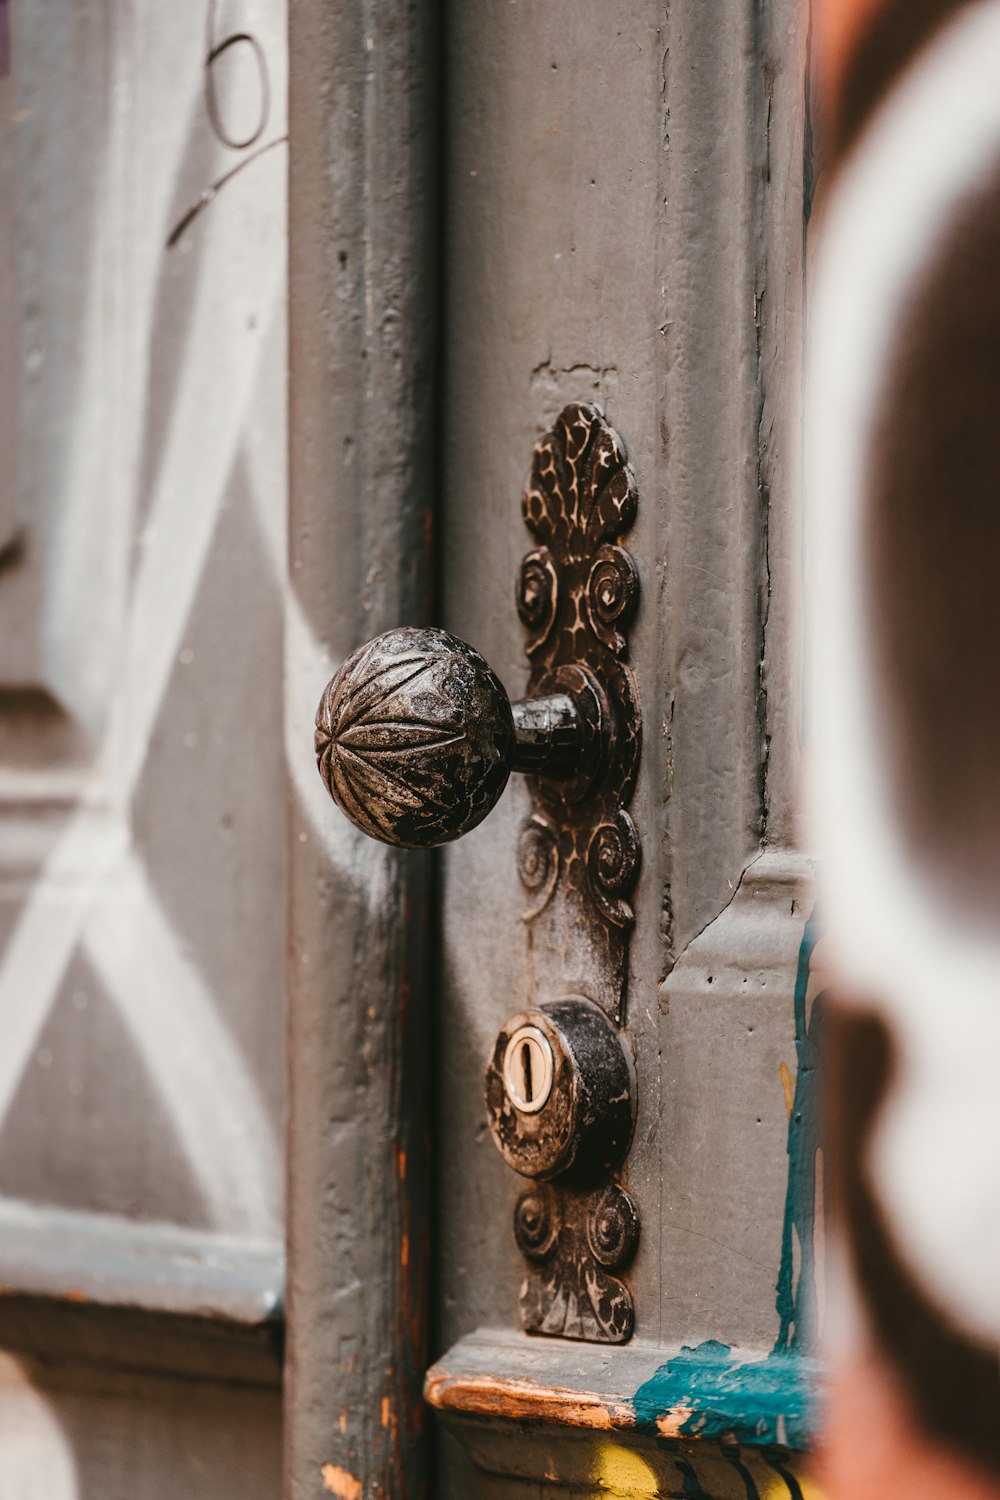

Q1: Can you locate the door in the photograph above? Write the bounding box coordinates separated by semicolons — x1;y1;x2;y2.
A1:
286;4;816;1498
0;3;287;1494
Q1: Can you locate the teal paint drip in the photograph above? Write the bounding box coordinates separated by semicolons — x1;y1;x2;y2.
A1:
632;1340;815;1449
632;914;826;1453
774;910;826;1355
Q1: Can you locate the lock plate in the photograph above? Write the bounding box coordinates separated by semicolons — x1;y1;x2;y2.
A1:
491;403;642;1345
516;403;641;1023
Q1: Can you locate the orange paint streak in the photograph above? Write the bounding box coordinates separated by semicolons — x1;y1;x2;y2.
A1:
320;1463;362;1499
400;1233;409;1268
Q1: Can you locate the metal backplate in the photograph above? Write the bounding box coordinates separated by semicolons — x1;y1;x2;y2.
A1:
511;402;641;1342
516;402;642;1023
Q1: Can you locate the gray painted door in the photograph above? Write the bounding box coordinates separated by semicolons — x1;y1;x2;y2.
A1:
287;4;814;1498
0;3;286;1494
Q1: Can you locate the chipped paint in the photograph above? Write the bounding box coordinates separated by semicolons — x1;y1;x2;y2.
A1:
632;1340;817;1449
424;1370;629;1429
320;1463;362;1499
655;1404;694;1438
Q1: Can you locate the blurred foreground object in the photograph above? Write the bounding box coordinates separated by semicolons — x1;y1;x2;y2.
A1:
809;0;1000;1494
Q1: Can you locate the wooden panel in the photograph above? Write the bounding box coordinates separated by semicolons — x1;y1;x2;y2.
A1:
0;2;287;1492
0;0;287;1238
0;1353;281;1500
284;2;438;1497
436;0;810;1492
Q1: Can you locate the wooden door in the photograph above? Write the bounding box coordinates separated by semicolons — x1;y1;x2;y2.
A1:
287;4;816;1498
0;3;287;1494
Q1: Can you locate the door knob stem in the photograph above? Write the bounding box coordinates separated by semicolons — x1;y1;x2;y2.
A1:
511;691;593;778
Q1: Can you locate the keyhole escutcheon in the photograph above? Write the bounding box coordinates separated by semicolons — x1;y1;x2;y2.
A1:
503;1025;554;1114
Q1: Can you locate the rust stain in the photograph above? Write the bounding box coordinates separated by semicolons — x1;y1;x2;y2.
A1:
337;1411;348;1434
424;1369;633;1430
400;1232;409;1268
779;1059;795;1118
380;1395;391;1428
320;1463;362;1499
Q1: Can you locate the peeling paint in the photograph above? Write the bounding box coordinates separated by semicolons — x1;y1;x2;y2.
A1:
632;1340;816;1449
424;1370;625;1429
320;1463;362;1499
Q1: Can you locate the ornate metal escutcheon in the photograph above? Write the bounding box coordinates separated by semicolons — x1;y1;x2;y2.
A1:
314;403;642;1343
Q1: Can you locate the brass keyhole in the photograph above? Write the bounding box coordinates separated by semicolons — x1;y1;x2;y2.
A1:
503;1025;554;1114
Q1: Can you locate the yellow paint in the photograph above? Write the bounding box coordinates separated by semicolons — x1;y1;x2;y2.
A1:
763;1476;828;1499
779;1059;794;1118
321;1463;362;1499
654;1404;694;1437
592;1442;660;1497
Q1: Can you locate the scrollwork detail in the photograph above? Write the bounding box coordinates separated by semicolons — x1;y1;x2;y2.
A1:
513;1185;560;1262
587;811;641;929
585;543;638;656
516;548;559;655
587;1184;640;1268
518;814;560;922
517;1182;638;1344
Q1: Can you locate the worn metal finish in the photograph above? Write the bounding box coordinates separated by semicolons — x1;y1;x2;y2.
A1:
515;1180;639;1342
315;626;606;848
484;997;635;1184
316;627;515;849
517;403;642;1025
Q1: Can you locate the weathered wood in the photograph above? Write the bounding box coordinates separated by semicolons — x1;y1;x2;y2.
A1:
0;3;288;1492
285;1;438;1495
435;1;810;1492
0;1202;283;1385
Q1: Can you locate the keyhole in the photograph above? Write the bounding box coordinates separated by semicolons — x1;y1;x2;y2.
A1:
521;1041;534;1104
503;1025;554;1114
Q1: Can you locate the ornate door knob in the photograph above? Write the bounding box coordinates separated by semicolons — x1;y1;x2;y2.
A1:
315;624;607;848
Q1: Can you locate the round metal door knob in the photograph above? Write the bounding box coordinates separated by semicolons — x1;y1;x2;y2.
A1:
315;625;604;849
315;627;515;849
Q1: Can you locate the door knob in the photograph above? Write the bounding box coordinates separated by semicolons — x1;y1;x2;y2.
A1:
315;625;608;849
